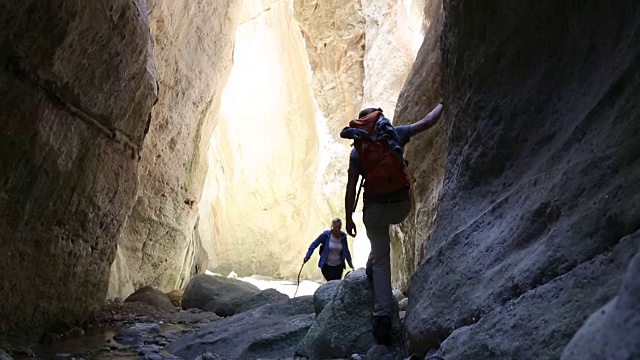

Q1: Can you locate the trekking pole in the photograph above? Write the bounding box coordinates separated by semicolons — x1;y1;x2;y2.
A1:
353;179;364;213
293;262;305;298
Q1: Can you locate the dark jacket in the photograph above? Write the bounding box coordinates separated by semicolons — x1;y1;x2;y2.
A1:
305;230;354;269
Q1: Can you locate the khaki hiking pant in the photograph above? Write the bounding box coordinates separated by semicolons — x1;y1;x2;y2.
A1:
364;199;411;318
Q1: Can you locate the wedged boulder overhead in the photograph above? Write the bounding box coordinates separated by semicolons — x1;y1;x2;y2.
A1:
403;0;640;358
110;0;242;296
0;0;156;341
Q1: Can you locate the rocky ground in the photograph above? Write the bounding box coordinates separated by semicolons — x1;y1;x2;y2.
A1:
1;272;413;360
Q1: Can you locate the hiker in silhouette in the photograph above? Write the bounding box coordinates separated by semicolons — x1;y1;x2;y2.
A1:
340;103;444;345
303;218;355;281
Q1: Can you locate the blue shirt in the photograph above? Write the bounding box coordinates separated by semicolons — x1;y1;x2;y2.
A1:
348;124;412;175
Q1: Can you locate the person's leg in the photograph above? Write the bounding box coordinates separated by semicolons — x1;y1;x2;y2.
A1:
321;265;332;281
363;200;411;344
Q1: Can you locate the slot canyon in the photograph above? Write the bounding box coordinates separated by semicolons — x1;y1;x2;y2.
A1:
0;1;639;360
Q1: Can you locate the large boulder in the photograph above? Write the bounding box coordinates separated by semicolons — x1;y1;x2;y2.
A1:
562;239;640;359
313;280;341;316
296;269;399;359
0;0;157;341
233;288;289;315
181;274;260;316
401;1;640;358
124;286;176;313
168;296;314;360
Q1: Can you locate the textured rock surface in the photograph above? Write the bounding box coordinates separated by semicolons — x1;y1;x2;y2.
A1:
0;0;156;341
110;0;242;297
181;274;259;316
313;280;341;316
391;0;445;292
234;288;289;315
296;269;399;359
403;1;640;358
437;233;639;359
124;286;176;313
562;236;640;360
293;0;365;134
168;296;314;360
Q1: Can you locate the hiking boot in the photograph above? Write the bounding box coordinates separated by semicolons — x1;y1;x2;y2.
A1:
372;315;392;346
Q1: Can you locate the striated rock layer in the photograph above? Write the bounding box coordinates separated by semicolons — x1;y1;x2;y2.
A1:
109;0;242;297
402;1;640;358
0;0;157;341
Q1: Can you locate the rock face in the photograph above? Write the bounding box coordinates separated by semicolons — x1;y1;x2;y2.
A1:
124;286;176;313
313;280;341;316
181;274;260;316
197;0;326;281
109;0;242;297
0;0;156;341
562;237;640;360
168;296;315;360
402;1;640;358
296;269;399;359
391;0;445;292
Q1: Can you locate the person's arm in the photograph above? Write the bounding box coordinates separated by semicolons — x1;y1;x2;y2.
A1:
345;171;359;237
409;102;444;136
304;233;326;263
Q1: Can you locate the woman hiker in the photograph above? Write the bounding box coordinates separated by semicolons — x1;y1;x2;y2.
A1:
303;218;355;281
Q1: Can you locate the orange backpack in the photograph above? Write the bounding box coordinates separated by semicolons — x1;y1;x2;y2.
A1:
348;111;413;198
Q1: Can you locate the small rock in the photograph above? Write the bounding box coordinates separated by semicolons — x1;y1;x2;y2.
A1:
165;290;183;307
393;289;406;302
54;354;72;359
350;354;364;360
398;298;408;311
227;271;238;279
70;327;85;337
143;355;164;360
195;353;219;360
138;344;161;355
365;345;394;360
399;311;406;320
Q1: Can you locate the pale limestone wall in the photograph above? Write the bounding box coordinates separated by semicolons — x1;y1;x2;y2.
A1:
108;0;242;298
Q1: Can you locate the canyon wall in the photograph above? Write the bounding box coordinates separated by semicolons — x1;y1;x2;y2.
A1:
402;1;640;359
0;0;157;340
108;0;242;297
197;0;325;280
390;0;445;292
198;0;426;280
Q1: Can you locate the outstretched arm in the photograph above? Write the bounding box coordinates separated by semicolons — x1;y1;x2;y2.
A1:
345;171;359;237
304;233;326;262
409;102;444;136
